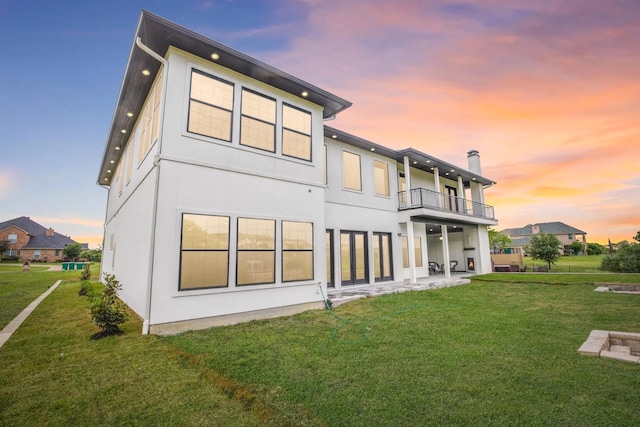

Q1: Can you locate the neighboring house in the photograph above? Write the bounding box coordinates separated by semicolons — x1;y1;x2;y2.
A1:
98;11;498;335
501;222;587;255
0;216;77;261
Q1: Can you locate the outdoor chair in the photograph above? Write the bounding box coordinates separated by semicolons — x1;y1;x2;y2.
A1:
449;260;458;272
429;261;443;275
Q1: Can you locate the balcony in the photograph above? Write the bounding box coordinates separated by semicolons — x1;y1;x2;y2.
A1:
398;188;495;220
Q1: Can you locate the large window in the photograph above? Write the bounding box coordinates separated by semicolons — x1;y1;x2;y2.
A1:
402;236;424;268
282;104;312;161
188;70;234;142
138;75;163;163
8;233;17;243
374;160;390;196
282;221;313;282
237;218;275;285
373;232;393;281
343;151;362;191
240;89;276;152
179;214;230;290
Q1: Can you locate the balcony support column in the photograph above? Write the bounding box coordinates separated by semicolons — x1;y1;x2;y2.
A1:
442;226;451;279
457;176;466;214
433;167;441;208
403;156;412;206
406;221;417;284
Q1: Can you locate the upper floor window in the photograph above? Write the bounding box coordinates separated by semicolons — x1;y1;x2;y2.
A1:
568;234;573;240
138;75;163;163
188;70;234;142
8;233;17;243
282;104;312;161
374;160;390;196
343;151;362;191
240;88;276;152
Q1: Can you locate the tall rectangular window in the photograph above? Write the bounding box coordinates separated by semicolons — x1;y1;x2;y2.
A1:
237;218;275;285
240;89;276;152
402;236;424;268
282;104;312;161
373;232;393;281
374;160;390;196
343;151;362;191
188;70;234;142
138;75;164;163
282;221;313;282
179;214;229;290
8;233;17;243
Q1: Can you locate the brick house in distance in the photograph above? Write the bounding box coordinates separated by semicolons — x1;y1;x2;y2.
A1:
0;216;78;262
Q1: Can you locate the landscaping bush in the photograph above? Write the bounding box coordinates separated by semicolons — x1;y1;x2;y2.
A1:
89;273;129;338
79;263;91;281
601;244;640;273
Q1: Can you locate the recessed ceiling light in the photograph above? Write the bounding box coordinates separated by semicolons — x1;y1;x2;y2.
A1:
426;160;431;163
104;178;108;182
370;148;375;152
120;129;127;134
331;135;337;139
430;167;434;170
451;169;455;172
413;161;417;164
107;170;112;173
453;226;457;228
211;53;220;60
126;112;133;117
110;160;114;164
142;69;151;76
301;91;308;98
445;172;449;175
115;146;120;150
429;228;433;232
472;177;476;181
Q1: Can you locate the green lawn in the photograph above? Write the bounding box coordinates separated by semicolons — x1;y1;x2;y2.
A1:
524;254;605;272
1;272;639;426
0;265;50;272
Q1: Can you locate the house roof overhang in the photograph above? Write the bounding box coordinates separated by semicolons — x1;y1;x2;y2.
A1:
97;10;353;186
324;126;496;188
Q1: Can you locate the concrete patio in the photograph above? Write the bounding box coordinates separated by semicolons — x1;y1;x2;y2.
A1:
326;273;474;307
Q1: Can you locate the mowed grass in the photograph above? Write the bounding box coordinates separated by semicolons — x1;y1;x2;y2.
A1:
1;271;639;426
524;254;605;272
0;264;49;272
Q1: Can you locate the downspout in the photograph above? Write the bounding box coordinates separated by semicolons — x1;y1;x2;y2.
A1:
136;36;168;334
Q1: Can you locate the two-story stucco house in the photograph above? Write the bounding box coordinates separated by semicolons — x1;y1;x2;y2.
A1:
98;11;498;334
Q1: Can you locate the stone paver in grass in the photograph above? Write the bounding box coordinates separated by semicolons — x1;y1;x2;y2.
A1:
578;330;640;364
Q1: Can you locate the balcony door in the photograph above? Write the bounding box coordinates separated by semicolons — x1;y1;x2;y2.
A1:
340;231;368;285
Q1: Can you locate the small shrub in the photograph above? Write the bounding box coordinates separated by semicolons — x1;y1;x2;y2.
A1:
80;263;91;281
89;273;129;338
79;282;92;297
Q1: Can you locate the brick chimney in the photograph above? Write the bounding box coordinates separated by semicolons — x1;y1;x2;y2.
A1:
467;150;482;175
46;227;55;237
531;225;540;234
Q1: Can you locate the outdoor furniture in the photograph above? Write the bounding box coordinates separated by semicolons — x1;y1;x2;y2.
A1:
494;264;510;272
429;262;443;275
449;260;458;272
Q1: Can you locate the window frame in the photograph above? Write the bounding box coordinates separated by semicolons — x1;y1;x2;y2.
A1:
373;232;393;282
281;103;312;162
187;69;235;143
281;221;314;283
239;87;277;153
8;233;17;243
178;213;230;291
342;150;362;192
236;217;276;286
373;160;390;197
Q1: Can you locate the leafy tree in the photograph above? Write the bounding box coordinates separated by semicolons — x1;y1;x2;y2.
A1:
489;229;512;254
568;241;584;255
587;242;606;255
601;231;640;273
526;232;561;270
80;249;102;262
89;273;129;337
0;240;9;255
63;243;82;261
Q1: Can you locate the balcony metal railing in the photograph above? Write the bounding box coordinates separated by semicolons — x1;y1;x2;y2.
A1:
398;188;495;220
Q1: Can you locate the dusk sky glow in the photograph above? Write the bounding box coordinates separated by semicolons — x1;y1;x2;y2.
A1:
1;0;638;248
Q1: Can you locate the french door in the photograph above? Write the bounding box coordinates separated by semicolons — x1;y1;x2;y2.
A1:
373;232;393;282
340;231;368;285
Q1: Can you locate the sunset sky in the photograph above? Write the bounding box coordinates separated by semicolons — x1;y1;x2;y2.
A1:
1;0;638;248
